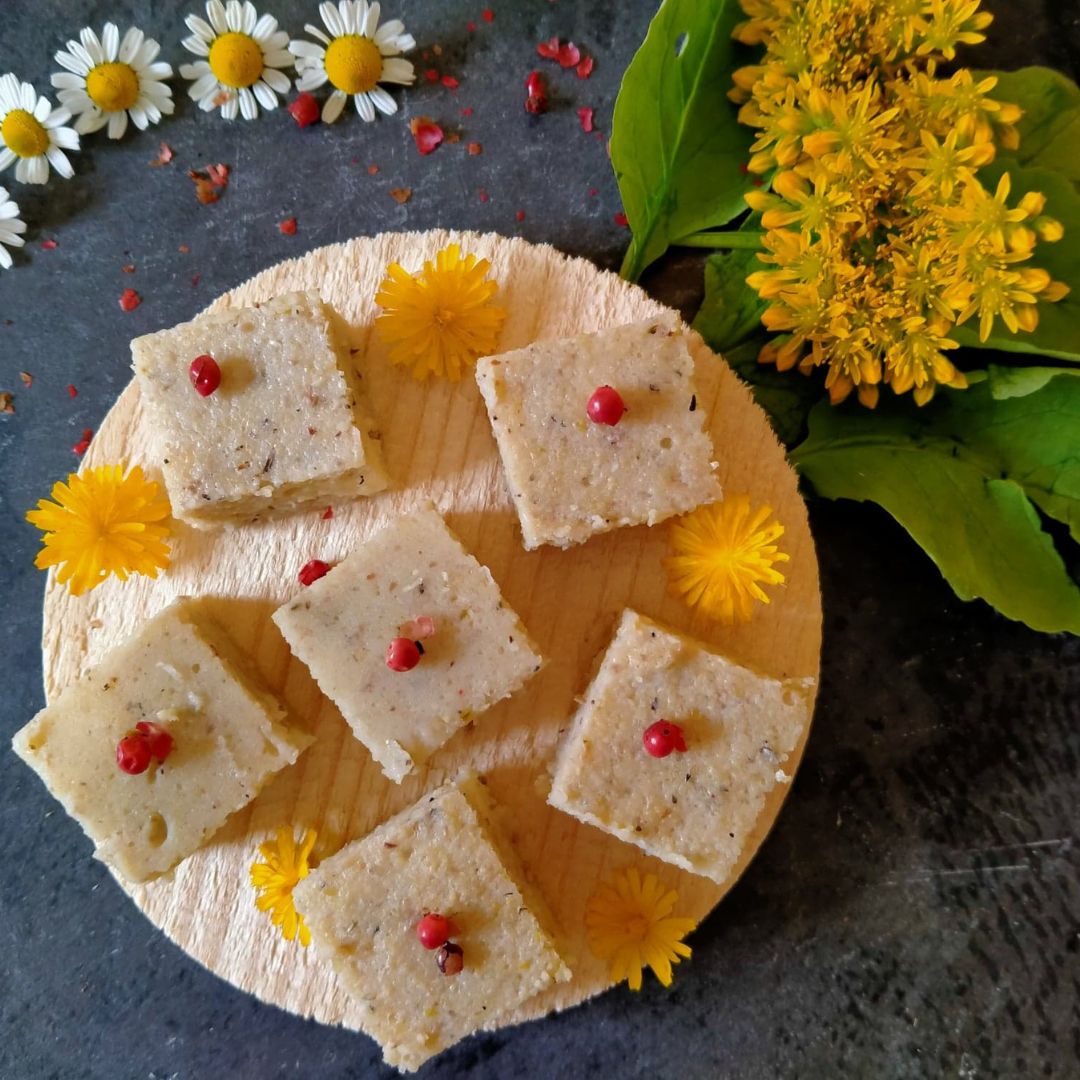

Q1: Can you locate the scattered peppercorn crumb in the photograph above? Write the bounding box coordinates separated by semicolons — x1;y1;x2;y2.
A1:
446;132;461;143
482;8;494;22
390;187;413;204
577;106;594;133
409;117;445;154
537;36;559;60
279;216;298;235
424;68;439;82
322;506;333;520
0;392;14;415
122;263;136;273
367;164;380;174
577;56;595;79
19;371;32;388
466;19;476;31
478;188;490;203
614;212;629;227
460;106;474;116
191;274;201;287
558;42;582;68
287;91;320;127
467;141;482;155
149;141;174;166
178;244;190;253
119;288;142;311
433;44;443;57
588;186;599;196
442;75;460;89
40;238;58;250
73;428;93;455
188;163;230;204
515;209;526;222
67;384;78;398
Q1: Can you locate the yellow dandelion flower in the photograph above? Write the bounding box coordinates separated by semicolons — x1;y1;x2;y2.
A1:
585;867;696;991
249;826;317;947
374;243;507;381
666;495;789;623
25;464;171;597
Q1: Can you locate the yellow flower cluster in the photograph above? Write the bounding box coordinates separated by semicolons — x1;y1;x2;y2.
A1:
730;0;1069;406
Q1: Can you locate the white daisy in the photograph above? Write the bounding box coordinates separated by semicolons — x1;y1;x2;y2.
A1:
290;1;415;124
0;75;80;185
0;186;26;269
51;23;174;140
179;0;292;120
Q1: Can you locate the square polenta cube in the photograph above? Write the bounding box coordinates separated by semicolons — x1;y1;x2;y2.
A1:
12;599;311;884
475;316;721;549
548;609;815;885
294;775;570;1072
131;291;388;528
273;507;543;783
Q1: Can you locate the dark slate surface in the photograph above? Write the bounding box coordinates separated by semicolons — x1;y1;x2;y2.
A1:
2;1;1078;1078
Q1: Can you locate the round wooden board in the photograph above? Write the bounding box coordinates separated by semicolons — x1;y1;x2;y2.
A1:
41;229;821;1042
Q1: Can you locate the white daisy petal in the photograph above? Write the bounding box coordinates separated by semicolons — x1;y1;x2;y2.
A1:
102;23;120;61
134;40;162;69
50;72;85;92
182;34;211;57
0;148;17;171
75;110;108;134
289;40;326;60
242;1;259;34
53;49;89;76
221;94;240;119
107;111;128;139
304;24;332;45
189;71;219;99
381;58;416;84
43;108;74;130
354;91;375;122
18;156;40;184
186;14;216;40
129;105;149;130
239;86;258;119
253;80;277;110
374;19;405;46
298;68;330;92
342;1;359;35
0;247;12;270
208;0;229;34
261;67;291;93
20;81;37;110
225;1;242;32
368;86;397;115
33;96;52;122
320;2;345;37
253;13;277;40
119;27;144;64
48;146;75;178
79;28;104;66
144;61;175;80
263;48;295;67
322;89;347;123
51;126;80;150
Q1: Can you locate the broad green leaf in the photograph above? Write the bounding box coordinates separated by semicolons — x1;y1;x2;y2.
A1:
612;0;755;281
979;67;1080;182
790;380;1080;633
719;338;821;447
693;246;767;354
954;163;1080;361
987;364;1080;399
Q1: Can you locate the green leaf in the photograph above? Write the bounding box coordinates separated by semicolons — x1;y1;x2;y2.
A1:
987;364;1080;399
719;338;822;447
954;162;1080;361
979;67;1080;182
612;0;755;281
790;380;1080;633
693;247;766;353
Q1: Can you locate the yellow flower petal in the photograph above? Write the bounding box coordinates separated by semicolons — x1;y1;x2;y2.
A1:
249;826;317;949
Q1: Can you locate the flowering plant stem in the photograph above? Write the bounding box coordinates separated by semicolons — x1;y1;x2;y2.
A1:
673;231;764;251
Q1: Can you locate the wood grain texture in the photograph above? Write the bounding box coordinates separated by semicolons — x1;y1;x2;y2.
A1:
40;230;821;1042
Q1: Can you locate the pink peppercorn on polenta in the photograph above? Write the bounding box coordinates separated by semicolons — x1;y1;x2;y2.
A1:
294;775;570;1072
12;599;311;883
548;609;814;884
131;291;388;528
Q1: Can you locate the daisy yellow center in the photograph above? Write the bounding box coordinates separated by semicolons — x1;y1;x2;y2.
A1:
86;62;140;112
1;109;49;158
209;31;264;89
325;35;384;94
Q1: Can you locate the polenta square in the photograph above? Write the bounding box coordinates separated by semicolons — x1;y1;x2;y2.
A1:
475;316;720;550
294;776;570;1073
12;599;311;884
131;291;388;528
548;609;814;884
272;506;543;783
